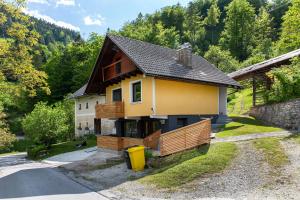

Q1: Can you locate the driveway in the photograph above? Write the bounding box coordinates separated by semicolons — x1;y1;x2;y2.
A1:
0;153;108;200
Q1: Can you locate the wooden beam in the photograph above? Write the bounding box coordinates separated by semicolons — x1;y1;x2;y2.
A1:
252;76;257;107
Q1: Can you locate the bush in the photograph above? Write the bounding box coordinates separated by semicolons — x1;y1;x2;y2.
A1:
265;59;300;103
0;128;16;153
27;144;47;159
22;102;69;148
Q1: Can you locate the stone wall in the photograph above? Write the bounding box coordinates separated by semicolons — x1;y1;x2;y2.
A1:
250;98;300;130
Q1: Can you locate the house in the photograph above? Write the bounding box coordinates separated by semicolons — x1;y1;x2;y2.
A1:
71;84;115;137
82;34;240;153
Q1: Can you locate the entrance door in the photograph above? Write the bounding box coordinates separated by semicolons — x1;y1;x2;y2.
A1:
112;88;122;102
94;118;101;134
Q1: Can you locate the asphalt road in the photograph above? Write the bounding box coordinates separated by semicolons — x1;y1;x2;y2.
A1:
0;153;108;200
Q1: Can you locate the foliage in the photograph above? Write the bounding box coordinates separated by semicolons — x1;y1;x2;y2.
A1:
219;0;256;60
204;0;221;44
22;102;69;147
204;45;239;73
265;59;300;103
276;0;300;53
142;142;237;188
0;128;16;152
43;33;104;101
0;0;50;97
27;144;47;159
216;115;282;138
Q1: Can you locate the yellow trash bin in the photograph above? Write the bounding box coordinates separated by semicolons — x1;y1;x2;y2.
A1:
127;146;145;171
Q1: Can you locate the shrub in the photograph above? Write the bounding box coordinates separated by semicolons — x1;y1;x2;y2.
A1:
27;144;47;159
22;102;68;148
0;128;16;153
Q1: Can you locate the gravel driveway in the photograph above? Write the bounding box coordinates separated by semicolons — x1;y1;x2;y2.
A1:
109;139;300;200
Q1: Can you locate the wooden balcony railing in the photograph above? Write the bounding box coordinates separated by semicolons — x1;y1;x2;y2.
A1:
95;101;124;119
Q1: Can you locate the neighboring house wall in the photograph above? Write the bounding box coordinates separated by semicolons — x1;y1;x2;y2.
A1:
105;75;221;118
250;98;300;130
75;95;115;137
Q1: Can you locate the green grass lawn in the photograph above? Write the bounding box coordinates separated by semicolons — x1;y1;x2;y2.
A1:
292;134;300;144
252;137;288;168
38;136;97;160
142;142;237;188
216;115;282;138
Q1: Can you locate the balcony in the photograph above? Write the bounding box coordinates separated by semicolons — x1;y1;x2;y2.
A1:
95;101;124;119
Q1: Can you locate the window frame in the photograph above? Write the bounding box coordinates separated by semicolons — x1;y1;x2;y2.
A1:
111;87;122;102
130;80;142;104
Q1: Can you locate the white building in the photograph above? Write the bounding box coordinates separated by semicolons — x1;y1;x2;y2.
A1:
72;84;115;138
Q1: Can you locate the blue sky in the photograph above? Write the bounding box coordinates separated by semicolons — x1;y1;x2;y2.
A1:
23;0;190;39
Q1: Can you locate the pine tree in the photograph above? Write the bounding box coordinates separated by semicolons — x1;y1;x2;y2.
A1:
219;0;256;60
251;7;273;58
205;0;221;44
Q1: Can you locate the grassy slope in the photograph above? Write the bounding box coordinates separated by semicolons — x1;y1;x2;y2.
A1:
253;137;288;168
228;88;253;115
217;115;282;138
142;143;237;188
38;136;96;160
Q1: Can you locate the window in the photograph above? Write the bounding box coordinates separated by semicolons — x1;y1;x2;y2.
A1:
78;123;82;130
115;62;121;74
124;120;138;138
131;81;141;102
96;101;99;105
86;102;89;109
79;104;81;110
112;88;122;102
177;118;188;128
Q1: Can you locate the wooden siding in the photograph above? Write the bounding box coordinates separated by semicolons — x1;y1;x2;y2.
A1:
159;119;211;156
95;101;124;119
97;130;161;151
103;54;136;82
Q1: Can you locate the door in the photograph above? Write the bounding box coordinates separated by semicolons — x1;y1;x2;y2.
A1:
94;118;101;134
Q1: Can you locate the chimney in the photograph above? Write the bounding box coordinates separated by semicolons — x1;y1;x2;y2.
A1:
177;43;192;67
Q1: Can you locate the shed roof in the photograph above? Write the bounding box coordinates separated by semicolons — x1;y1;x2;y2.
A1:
229;48;300;80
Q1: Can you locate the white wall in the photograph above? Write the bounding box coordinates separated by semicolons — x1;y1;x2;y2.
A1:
74;95;115;137
219;87;227;115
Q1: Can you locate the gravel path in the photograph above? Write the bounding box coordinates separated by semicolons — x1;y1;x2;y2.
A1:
109;141;272;200
212;130;293;143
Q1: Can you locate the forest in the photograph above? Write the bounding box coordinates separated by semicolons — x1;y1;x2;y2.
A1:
0;0;299;154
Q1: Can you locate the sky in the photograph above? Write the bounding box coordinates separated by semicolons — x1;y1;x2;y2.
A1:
22;0;190;39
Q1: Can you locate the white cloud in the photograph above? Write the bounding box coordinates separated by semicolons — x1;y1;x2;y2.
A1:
55;0;75;7
22;9;80;31
84;15;105;26
28;0;50;5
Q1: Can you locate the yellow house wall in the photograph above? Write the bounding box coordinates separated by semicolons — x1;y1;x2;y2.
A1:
155;79;219;115
106;74;153;117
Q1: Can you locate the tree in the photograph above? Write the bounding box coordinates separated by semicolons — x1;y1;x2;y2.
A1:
251;7;273;58
22;102;69;147
219;0;256;60
205;0;221;44
183;2;206;54
0;0;50;97
204;45;239;73
276;0;300;54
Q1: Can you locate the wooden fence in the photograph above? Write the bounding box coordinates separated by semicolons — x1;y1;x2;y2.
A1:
159;119;211;156
97;130;161;151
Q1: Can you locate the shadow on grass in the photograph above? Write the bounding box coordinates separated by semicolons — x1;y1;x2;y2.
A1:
149;144;210;175
220;125;244;132
230;116;277;127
